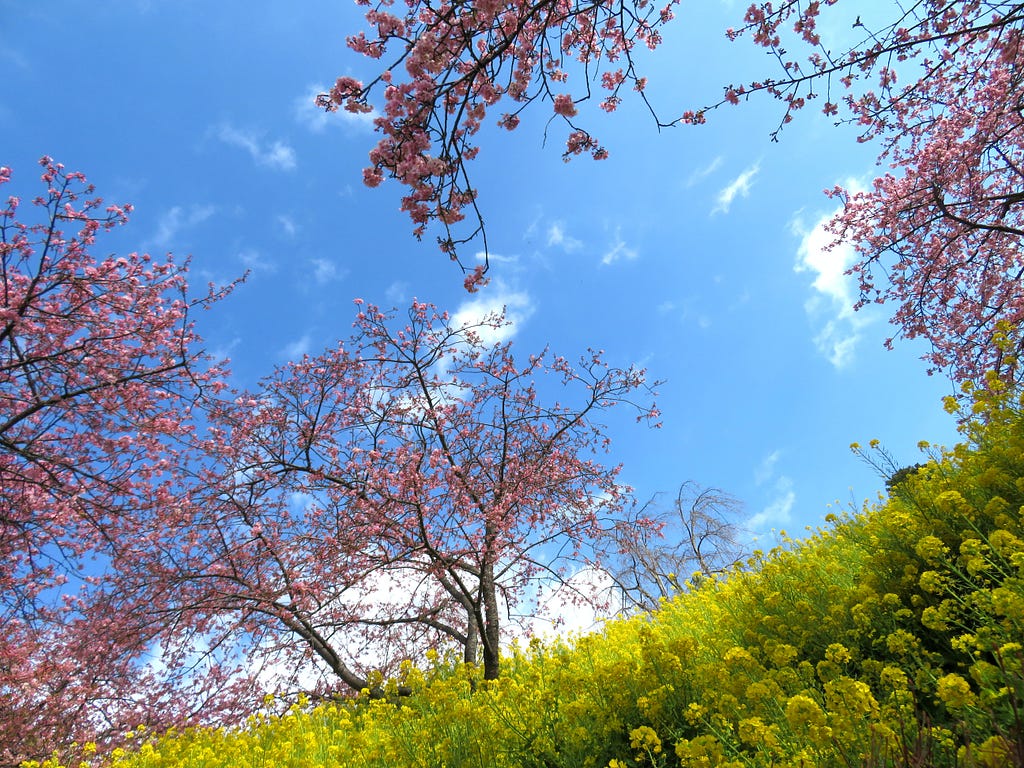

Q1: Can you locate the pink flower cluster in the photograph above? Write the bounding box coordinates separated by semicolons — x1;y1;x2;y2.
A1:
323;0;679;283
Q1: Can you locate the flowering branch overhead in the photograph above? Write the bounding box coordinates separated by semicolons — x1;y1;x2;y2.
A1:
329;0;1024;389
319;0;678;288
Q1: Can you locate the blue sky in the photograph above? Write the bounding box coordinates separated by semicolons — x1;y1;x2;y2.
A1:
2;1;962;545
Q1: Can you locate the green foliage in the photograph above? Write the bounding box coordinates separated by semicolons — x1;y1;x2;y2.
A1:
31;384;1024;768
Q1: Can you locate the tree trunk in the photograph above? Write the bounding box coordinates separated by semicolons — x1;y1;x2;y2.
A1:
464;609;479;664
480;557;501;680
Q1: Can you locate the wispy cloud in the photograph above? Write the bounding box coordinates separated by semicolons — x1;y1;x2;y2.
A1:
712;162;759;214
311;257;345;284
686;155;723;187
748;451;796;530
754;450;781;486
238;249;277;274
280;333;312;361
386;281;409;305
278;215;298;237
748;478;795;530
792;193;873;368
216;123;296;170
204;335;242;368
547;221;582;253
452;282;534;345
148;204;216;250
601;228;639;266
473;250;519;265
294;83;376;133
655;297;712;329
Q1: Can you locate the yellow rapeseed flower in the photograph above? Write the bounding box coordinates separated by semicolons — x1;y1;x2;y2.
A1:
936;673;976;709
629;726;662;756
915;535;949;564
824;643;851;665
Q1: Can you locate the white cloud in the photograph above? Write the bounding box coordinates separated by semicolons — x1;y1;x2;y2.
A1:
205;335;241;367
547;222;582;253
747;478;796;531
793;213;856;308
217;124;296;171
792;194;873;368
280;334;312;360
754;450;780;486
311;257;345;284
473;250;519;265
601;229;639;266
238;249;277;274
522;567;618;640
452;282;534;345
263;142;296;170
749;451;795;531
278;215;298;236
252;555;454;692
813;319;861;369
386;281;409;305
686;155;723;187
712;162;759;214
148;204;216;250
294;83;376;133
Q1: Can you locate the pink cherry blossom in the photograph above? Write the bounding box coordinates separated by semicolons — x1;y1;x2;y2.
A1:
323;0;679;284
553;93;578;117
0;161;244;765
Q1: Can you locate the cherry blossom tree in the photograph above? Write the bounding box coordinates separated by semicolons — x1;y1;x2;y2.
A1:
0;159;242;766
330;0;1024;386
130;300;659;695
